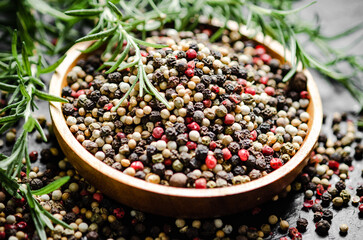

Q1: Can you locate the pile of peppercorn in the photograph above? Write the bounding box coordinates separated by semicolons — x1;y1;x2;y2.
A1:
61;29;311;188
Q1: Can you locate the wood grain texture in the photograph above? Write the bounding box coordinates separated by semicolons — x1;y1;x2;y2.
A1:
49;26;322;218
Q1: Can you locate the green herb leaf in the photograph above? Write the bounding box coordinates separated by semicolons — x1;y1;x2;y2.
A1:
132;37;168;48
32;176;70;195
39;54;66;74
33;89;68;103
65;8;103;17
76;26;117;43
107;1;123;19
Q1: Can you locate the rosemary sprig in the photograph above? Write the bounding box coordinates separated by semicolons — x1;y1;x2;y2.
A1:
66;1;171;108
0;32;71;240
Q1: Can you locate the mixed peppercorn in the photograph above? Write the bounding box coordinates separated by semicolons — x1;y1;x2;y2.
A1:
0;110;362;239
62;29;311;188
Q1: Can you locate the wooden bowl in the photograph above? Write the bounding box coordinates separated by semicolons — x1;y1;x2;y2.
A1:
49;23;322;218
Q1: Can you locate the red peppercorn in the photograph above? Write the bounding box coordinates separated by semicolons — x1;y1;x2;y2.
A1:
186;141;197;150
205;155;217;169
93;193;103;203
116;132;126;139
152;127;164;139
222;148;232;160
316;184;325;196
238;79;247;87
164;159;172;166
250;130;257;141
328;160;339;171
161;135;169;143
255;45;266;55
262;145;274;155
209;141;217;150
131;161;144;171
359;204;363;212
203;99;212;108
195;178;207;189
303;199;314;209
187;60;195;69
300;91;310;99
29;151;38;162
185;68;194;77
270;158;283;169
260;76;268;84
187;122;200;131
238;149;249;161
224;114;235;125
113;208;125;219
80;189;88;196
261;53;272;64
72;206;80;214
211;86;220;93
103;103;113;111
0;231;5;239
16;221;27;230
73;89;85;98
186;117;193;124
186;49;197;59
245;87;256;95
264;86;275;96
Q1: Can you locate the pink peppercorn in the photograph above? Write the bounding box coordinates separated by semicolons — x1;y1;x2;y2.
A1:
224;114;235;125
262;145;274;155
255;45;266;55
359;204;363;212
131;161;144;171
260;76;268;84
222;148;232;160
164;159;172;166
245;87;256;95
209;141;217;150
103;103;113;111
264;86;275;96
185;68;194;77
186;141;197;150
211;86;220;93
186;49;197;59
29;151;38;162
116;132;126;139
238;149;249;161
300;91;310;99
261;53;272;64
270;158;283;169
195;178;207;189
16;221;27;230
93;193;103;202
205;155;217;169
328;160;339;171
152;127;164;139
187;60;195;69
113;208;125;219
203;99;212;108
250;130;257;141
187;122;200;131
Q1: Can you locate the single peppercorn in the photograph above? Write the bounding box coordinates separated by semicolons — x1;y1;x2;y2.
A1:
296;218;308;232
316;220;330;236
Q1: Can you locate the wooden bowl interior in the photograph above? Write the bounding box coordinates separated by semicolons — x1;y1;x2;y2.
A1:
49;26;322;218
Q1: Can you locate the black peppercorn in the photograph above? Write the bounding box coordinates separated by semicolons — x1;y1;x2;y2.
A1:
316;220;330;236
313;212;323;222
322;209;333;222
312;203;323;213
30;178;43;190
195;145;209;161
62;103;75;115
335;180;346;192
108;72;122;83
356;185;363;197
296;218;308;232
62;86;73;97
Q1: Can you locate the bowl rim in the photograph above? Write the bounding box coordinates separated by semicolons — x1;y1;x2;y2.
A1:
49;21;322;199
